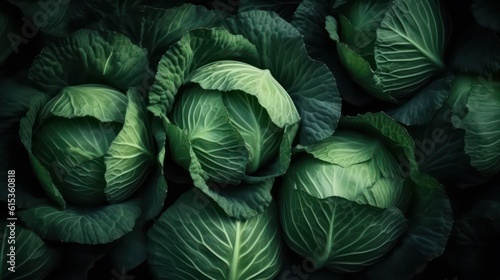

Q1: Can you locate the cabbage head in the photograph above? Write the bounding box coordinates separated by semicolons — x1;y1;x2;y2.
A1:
280;112;453;277
149;10;341;220
13;29;167;245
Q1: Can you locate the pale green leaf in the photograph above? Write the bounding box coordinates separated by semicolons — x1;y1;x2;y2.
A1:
223;91;284;174
375;0;447;98
165;117;274;220
170;85;248;184
148;27;259;117
186;60;300;128
37;85;128;123
280;186;407;272
148;190;283;279
105;89;155;203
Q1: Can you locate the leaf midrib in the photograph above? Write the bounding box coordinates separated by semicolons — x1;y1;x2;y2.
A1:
228;222;242;280
381;25;444;69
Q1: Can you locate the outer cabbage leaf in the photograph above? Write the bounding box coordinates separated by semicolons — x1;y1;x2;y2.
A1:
29;29;149;96
148;27;259;117
19;93;66;209
18;199;142;244
388;75;453;126
94;4;222;68
148;190;284;279
409;107;486;188
360;173;453;279
337;113;452;277
292;0;376;107
8;0;74;37
1;224;61;280
459;81;500;177
238;0;301;21
225;10;341;145
449;74;500;177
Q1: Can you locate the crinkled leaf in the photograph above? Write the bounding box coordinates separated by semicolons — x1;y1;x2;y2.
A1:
148;27;259;117
239;0;301;21
95;4;221;67
29;29;149;96
8;0;74;37
460;81;500;177
148;190;283;279
225;10;341;145
18;200;142;244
